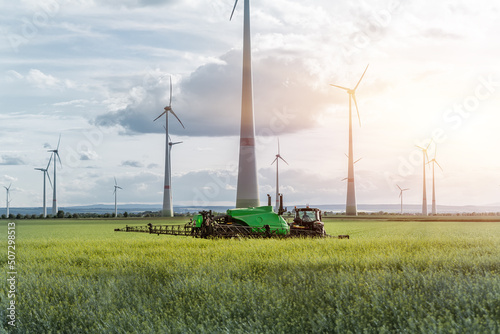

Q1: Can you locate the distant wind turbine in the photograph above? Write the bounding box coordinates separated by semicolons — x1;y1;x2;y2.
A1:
397;185;409;214
35;155;53;217
4;184;11;217
166;135;182;217
48;134;62;215
153;76;185;217
232;0;260;208
113;177;122;218
330;65;369;216
416;140;432;215
271;138;288;212
427;146;443;215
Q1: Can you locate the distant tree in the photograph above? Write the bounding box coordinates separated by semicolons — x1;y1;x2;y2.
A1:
123;212;128;218
111;213;116;218
56;210;65;218
16;213;22;220
103;213;110;218
72;213;79;219
8;214;14;219
24;214;30;219
1;214;6;219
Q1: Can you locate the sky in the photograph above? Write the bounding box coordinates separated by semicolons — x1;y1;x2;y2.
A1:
1;0;500;209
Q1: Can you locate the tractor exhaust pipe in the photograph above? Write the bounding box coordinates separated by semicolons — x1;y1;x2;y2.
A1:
267;194;271;206
278;193;286;216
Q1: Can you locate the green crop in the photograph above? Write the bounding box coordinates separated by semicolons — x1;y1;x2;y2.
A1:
1;219;499;333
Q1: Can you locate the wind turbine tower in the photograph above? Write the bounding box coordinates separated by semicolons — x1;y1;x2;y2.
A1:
330;65;369;216
4;184;11;217
166;136;182;216
35;156;53;217
271;139;288;212
48;135;62;216
231;0;260;208
397;185;409;214
416;141;432;215
427;146;443;215
113;177;122;218
153;76;185;217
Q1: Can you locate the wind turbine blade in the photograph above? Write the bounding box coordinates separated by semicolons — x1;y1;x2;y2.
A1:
56;152;62;168
34;168;44;171
153;111;167;122
415;145;425;150
399;192;402;198
114;177;117;186
168;134;172;143
354;157;362;164
230;0;239;21
352;95;362;127
171;141;182;145
425;138;433;151
46;154;53;170
56;134;61;150
354;64;369;91
435;161;443;171
330;84;350;91
397;184;402;191
117;186;123;190
271;157;278;165
341;177;348;181
344;153;349;159
279;156;289;165
170;110;185;129
169;75;172;107
277;138;280;155
47;172;53;189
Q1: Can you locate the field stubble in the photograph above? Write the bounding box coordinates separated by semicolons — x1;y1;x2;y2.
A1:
1;218;499;333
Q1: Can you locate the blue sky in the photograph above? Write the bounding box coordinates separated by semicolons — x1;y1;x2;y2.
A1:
1;0;500;209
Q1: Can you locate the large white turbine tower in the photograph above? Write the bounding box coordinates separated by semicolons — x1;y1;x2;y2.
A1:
48;135;62;216
231;0;260;208
4;184;11;218
397;185;409;214
35;156;53;217
416;141;432;216
330;65;369;216
113;177;122;218
271;139;288;212
427;146;443;215
153;76;185;217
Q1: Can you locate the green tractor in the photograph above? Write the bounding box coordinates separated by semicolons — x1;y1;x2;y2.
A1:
115;195;348;239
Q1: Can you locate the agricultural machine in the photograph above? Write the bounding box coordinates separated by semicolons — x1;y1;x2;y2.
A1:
115;195;349;239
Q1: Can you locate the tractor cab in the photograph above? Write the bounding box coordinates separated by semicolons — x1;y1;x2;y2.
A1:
290;207;325;236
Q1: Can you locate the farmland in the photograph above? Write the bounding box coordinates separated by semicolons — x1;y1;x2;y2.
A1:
1;218;500;333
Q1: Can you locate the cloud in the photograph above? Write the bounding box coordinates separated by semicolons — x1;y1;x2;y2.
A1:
121;160;144;168
26;69;61;88
0;155;25;165
93;48;337;137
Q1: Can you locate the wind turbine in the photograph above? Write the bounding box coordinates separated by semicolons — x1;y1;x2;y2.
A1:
113;177;122;218
153;76;185;217
416;140;432;215
397;185;409;214
4;184;11;217
34;156;53;217
330;65;369;216
166;135;182;217
48;135;62;215
271;139;288;212
231;0;260;208
427;146;443;215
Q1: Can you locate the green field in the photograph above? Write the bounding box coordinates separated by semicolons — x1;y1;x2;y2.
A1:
1;218;500;333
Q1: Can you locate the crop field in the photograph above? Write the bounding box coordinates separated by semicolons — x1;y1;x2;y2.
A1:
1;218;500;333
